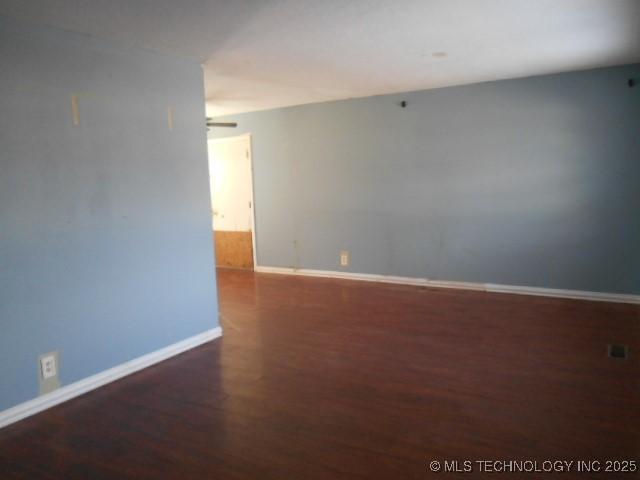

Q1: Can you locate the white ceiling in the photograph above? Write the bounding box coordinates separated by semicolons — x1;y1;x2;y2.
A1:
1;0;639;116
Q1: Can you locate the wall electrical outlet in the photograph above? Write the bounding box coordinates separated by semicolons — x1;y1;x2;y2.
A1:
39;351;61;394
40;354;57;379
340;250;350;267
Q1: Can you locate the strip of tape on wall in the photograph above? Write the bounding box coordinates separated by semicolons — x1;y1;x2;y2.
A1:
71;94;80;126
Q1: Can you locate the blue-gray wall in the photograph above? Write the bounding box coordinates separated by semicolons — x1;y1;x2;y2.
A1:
211;64;640;295
0;17;218;411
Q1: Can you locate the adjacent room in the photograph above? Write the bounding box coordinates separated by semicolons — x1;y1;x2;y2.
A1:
1;1;638;478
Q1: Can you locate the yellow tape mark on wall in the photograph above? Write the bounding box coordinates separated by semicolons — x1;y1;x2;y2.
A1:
71;94;80;126
167;106;174;131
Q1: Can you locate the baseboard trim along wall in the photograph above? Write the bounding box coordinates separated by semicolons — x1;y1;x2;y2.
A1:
254;266;640;305
0;327;222;430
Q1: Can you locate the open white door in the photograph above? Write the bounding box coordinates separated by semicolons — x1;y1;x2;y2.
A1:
208;135;256;269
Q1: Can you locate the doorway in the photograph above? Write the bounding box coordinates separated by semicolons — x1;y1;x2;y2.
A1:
208;134;256;270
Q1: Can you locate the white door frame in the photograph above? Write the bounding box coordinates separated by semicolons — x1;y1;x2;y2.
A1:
207;133;258;269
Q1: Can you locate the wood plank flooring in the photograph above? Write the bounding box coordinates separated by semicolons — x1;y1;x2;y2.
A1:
1;268;638;479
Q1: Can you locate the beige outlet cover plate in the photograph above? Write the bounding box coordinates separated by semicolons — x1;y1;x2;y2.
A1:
38;351;61;395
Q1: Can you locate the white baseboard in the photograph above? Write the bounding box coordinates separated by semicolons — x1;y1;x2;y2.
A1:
0;327;222;430
254;266;640;305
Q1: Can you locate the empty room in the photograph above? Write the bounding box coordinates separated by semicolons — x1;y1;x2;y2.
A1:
1;1;639;479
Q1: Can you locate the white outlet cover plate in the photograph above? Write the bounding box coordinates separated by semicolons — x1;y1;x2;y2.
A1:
40;355;57;379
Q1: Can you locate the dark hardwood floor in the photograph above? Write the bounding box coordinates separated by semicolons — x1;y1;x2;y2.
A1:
1;268;639;479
